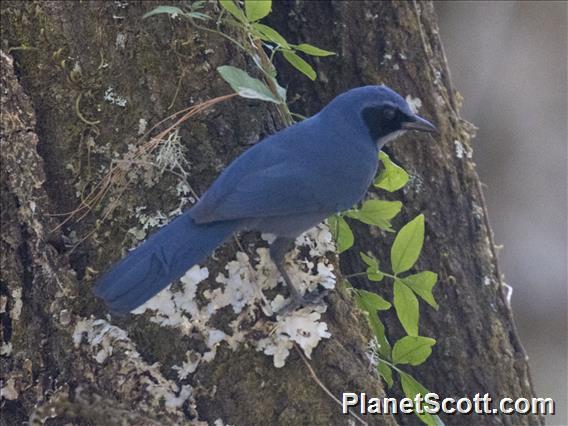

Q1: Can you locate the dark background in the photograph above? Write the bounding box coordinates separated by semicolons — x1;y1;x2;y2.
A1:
435;1;567;423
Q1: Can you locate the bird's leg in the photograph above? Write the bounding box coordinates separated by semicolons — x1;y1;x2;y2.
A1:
270;237;329;313
269;237;304;306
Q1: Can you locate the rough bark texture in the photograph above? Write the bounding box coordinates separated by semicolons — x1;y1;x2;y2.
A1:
1;1;539;425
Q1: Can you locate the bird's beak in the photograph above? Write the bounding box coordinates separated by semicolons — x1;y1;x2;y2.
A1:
401;115;437;133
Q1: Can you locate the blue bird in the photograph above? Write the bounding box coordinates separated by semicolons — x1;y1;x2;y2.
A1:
94;85;436;314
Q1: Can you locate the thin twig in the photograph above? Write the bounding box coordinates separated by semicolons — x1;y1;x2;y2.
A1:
294;344;368;426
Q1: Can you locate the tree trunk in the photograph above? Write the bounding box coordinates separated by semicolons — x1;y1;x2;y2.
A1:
1;1;540;425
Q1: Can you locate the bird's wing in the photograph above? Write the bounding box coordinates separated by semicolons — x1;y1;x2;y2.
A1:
190;131;337;224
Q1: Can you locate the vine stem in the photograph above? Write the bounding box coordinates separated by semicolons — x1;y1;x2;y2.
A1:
190;14;294;126
344;271;398;280
189;17;246;51
252;38;294;126
378;357;403;375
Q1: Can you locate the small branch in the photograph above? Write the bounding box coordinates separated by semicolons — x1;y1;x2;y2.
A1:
294;344;368;426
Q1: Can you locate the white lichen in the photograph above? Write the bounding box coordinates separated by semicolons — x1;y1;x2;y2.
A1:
115;32;127;49
132;265;210;333
256;307;331;368
155;130;190;177
365;338;380;371
0;295;7;313
136;207;169;231
434;69;443;84
472;202;484;220
10;287;22;321
209;252;261;314
365;10;379;20
72;316;193;412
72;62;82;74
405;95;423;114
0;378;18;400
1;342;12;356
173;351;202;380
406;172;424;194
454;140;473;160
270;294;288;312
175;181;191;197
103;87;127;107
295;224;335;256
73;318;129;363
138;118;148;135
129;223;336;371
454;140;465;159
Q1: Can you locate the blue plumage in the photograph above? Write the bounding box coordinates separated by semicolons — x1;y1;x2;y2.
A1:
94;85;435;313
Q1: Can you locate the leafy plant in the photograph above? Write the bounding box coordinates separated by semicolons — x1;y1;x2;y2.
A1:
328;149;440;425
144;0;334;126
353;212;442;425
219;0;334;80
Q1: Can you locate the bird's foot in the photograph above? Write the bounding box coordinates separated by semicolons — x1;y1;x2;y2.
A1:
302;288;329;305
275;288;330;315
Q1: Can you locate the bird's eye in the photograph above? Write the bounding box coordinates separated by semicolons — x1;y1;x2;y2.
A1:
383;107;396;120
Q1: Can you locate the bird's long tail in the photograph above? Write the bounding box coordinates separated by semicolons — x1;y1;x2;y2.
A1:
94;212;238;314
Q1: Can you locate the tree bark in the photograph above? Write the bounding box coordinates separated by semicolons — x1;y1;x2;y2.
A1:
1;1;540;425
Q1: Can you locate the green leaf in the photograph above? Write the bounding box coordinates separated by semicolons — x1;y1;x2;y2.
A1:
401;271;438;310
245;0;271;21
143;6;186;19
375;151;410;192
294;43;335;57
346;200;402;231
355;289;391;312
253;23;290;48
394;279;419;336
378;362;393;388
219;0;247;23
327;215;354;253
354;290;391;358
217;66;281;103
399;371;445;426
282;51;316;80
391;214;425;274
360;252;384;282
392;336;436;366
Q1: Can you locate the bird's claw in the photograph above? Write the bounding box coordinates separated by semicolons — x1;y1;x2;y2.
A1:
275;288;330;315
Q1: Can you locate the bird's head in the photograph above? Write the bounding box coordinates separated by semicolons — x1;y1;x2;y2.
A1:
328;85;437;147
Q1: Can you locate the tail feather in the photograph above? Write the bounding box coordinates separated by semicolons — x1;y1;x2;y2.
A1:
94;212;237;314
